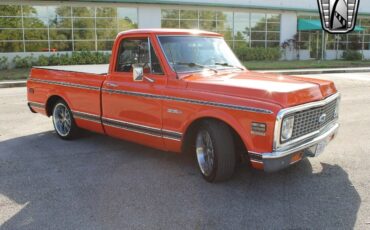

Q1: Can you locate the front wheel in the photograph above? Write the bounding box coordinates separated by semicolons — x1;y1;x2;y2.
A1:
52;100;79;140
195;120;236;182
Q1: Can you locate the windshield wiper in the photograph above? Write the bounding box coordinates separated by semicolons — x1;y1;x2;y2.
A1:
214;62;245;71
175;62;218;73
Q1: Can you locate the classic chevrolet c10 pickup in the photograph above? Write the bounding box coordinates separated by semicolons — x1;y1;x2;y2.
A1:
27;29;340;182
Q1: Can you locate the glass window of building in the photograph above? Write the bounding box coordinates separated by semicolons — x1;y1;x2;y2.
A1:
0;3;138;53
233;12;250;49
161;9;281;49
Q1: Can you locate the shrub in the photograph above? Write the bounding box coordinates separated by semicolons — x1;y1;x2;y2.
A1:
37;55;49;66
0;56;8;70
59;53;72;65
48;54;60;66
342;50;362;61
234;47;281;61
13;55;36;68
70;51;111;65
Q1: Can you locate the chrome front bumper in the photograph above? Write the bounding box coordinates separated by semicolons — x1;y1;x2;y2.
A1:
262;122;339;172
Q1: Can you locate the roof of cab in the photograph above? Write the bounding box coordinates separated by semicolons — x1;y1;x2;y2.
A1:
117;28;222;37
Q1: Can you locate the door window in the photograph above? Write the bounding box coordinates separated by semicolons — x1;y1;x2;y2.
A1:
116;38;163;74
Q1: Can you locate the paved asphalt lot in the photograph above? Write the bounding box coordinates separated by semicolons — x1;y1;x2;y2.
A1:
1;73;370;229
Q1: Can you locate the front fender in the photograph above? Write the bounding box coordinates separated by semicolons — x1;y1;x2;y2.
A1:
181;109;255;152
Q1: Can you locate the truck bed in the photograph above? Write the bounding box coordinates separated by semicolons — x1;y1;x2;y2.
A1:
34;64;109;75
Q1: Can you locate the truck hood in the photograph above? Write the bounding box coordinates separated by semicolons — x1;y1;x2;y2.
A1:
182;70;337;108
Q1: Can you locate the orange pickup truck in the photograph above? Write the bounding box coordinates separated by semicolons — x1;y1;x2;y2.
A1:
27;29;340;182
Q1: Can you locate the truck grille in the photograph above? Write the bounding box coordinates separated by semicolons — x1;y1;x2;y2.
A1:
291;99;337;140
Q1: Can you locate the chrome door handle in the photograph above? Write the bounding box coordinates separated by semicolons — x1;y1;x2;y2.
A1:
144;76;155;83
106;82;118;88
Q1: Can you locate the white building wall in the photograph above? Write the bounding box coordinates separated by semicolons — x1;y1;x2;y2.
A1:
280;13;298;44
325;50;344;60
363;51;370;59
138;6;161;29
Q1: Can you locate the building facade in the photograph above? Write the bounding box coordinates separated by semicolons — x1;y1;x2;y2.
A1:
1;0;370;59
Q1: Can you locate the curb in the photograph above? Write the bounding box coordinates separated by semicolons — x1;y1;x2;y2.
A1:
0;81;27;88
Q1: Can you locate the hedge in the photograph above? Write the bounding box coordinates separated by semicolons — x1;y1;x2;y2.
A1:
0;56;7;70
342;50;363;61
12;51;111;69
233;47;282;61
8;48;281;69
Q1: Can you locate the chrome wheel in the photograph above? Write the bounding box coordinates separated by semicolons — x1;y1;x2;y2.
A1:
196;130;215;176
52;103;72;137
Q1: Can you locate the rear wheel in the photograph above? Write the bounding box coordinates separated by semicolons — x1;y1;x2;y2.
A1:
52;100;79;140
195;120;236;182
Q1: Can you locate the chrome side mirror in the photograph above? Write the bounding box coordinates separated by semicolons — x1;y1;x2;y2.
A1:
133;65;143;81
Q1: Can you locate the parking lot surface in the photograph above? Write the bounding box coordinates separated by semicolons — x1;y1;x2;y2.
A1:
1;73;370;229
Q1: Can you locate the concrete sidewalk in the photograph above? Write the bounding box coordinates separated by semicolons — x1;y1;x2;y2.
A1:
0;80;27;88
1;67;370;88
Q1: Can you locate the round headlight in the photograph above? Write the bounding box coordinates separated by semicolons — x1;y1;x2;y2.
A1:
281;116;295;142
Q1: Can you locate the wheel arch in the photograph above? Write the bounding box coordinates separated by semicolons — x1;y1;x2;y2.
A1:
45;95;69;117
181;111;251;161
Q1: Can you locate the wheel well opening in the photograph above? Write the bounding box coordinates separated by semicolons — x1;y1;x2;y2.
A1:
46;96;64;117
182;118;249;162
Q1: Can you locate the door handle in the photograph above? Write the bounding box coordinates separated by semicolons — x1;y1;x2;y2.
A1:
106;82;118;88
144;76;155;83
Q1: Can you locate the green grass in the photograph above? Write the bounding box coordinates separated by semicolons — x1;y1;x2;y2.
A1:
0;68;30;81
245;60;370;70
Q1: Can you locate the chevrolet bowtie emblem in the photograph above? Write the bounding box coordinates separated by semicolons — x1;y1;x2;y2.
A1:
317;0;360;34
319;113;327;123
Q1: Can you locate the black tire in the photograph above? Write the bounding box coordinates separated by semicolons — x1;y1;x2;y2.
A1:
195;120;236;182
52;100;80;140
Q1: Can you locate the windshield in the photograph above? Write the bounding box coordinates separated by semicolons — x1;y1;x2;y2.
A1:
158;36;244;73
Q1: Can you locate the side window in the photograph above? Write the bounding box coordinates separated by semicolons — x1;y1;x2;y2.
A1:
116;38;163;75
116;38;149;72
150;44;163;74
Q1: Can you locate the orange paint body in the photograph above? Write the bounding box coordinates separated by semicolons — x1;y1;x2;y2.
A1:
27;29;337;170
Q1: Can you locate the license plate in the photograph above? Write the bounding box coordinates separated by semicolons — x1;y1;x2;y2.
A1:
315;140;327;156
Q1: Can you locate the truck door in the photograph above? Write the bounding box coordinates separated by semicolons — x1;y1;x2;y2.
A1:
102;35;166;149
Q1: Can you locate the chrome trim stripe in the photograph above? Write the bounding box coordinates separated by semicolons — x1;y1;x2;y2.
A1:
29;78;272;114
29;101;44;109
162;129;183;140
273;93;340;151
162;129;182;135
70;110;183;141
103;88;162;100
102;88;273;114
29;78;100;91
72;111;101;123
103;119;163;138
102;117;161;132
102;117;161;137
162;136;182;141
102;117;182;141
